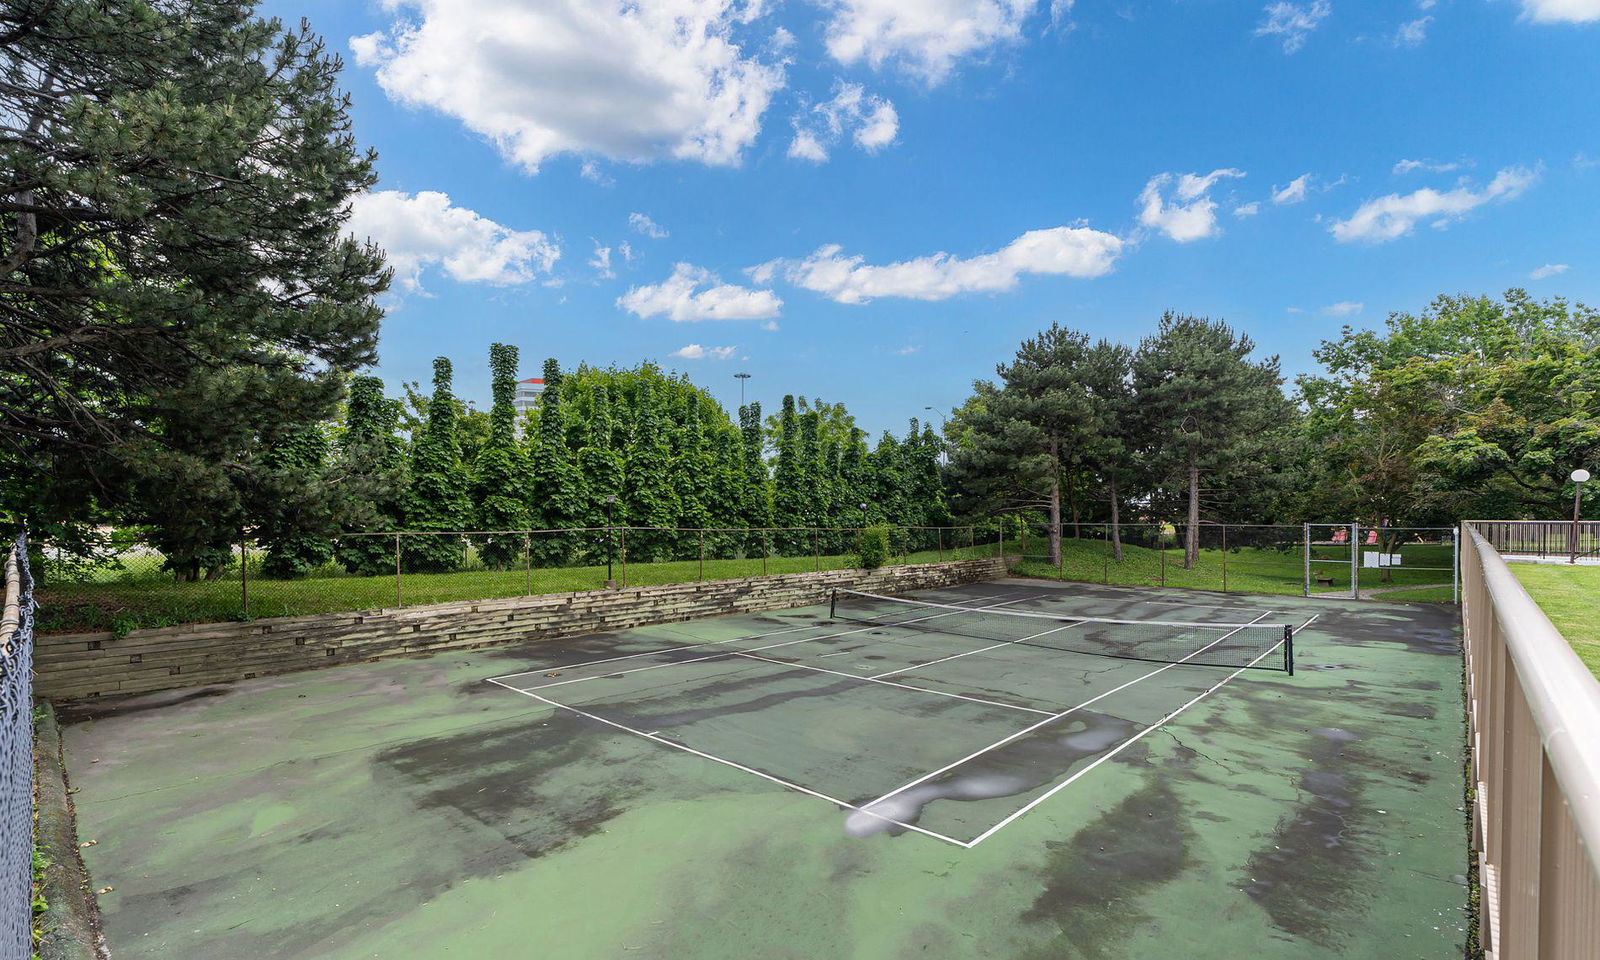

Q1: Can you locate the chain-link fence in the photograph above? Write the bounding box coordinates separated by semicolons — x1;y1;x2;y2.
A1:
34;524;1008;635
1;532;36;960
1010;521;1458;602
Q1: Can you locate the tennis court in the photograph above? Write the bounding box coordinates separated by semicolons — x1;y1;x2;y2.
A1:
59;579;1468;959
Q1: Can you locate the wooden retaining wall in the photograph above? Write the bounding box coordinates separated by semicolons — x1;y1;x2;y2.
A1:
35;557;1009;701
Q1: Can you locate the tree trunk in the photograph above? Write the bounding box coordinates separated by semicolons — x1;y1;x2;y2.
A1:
1109;473;1124;563
1185;454;1200;569
1048;434;1063;566
1067;469;1080;539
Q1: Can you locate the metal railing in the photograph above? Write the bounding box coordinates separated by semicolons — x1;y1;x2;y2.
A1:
0;533;35;960
1470;519;1600;564
1461;524;1600;959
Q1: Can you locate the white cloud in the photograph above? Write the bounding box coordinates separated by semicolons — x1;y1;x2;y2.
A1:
1330;167;1538;244
789;82;899;162
1521;0;1600;24
1394;16;1431;47
618;263;782;321
346;190;559;292
895;345;923;355
761;319;780;331
1394;158;1462;175
1323;301;1364;317
1531;263;1570;279
1272;173;1312;205
589;242;614;279
1234;202;1261;218
1255;1;1332;53
1137;169;1246;242
351;0;785;173
822;0;1038;85
770;226;1123;304
671;344;739;360
629;212;669;239
619;241;636;262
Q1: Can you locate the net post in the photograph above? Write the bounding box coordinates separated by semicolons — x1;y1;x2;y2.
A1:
1284;624;1294;676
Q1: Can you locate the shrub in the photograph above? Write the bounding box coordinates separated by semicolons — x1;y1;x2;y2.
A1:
856;525;891;569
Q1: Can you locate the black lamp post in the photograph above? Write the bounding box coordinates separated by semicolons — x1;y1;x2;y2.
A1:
605;494;618;587
735;372;751;407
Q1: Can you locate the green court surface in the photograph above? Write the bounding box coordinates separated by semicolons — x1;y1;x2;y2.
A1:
59;580;1468;959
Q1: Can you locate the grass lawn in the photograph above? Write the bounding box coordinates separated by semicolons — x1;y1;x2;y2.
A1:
1013;537;1457;602
36;544;1000;635
1510;563;1600;679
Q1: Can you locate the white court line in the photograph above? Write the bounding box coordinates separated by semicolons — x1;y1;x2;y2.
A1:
855;610;1280;826
484;677;970;847
504;594;1045;694
726;651;1055;717
962;617;1316;847
486;589;1030;683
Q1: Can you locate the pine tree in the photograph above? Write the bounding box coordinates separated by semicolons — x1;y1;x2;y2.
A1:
403;358;470;572
623;380;680;562
335;376;406;575
527;358;584;563
0;6;386;554
1132;313;1288;567
472;344;529;568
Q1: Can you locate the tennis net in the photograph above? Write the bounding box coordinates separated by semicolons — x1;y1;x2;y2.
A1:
829;589;1294;673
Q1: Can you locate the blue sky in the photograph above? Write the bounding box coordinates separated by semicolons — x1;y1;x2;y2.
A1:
265;0;1599;437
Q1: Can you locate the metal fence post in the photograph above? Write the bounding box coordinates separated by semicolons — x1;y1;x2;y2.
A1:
1221;525;1228;593
1350;522;1359;598
938;527;944;563
700;530;706;581
1453;527;1461;604
1160;535;1167;587
813;528;820;572
395;534;403;607
1302;524;1310;598
620;528;628;588
524;533;532;596
239;534;249;618
761;529;768;576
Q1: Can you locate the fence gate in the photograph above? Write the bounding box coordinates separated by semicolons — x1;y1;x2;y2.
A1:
1304;523;1459;603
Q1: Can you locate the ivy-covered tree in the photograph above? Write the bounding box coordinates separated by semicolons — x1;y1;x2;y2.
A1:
472;344;529;568
668;399;715;559
738;402;771;555
403;358;470;571
335;376;406;575
771;395;807;551
575;383;626;548
623;380;680;561
527;358;584;563
256;424;337;578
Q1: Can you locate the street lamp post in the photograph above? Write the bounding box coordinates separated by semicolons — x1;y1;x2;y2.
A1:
1571;468;1590;564
735;372;751;407
605;494;619;587
924;406;949;465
